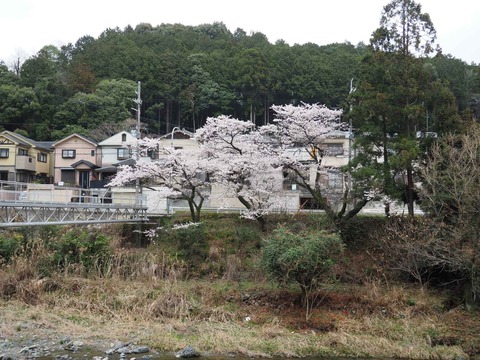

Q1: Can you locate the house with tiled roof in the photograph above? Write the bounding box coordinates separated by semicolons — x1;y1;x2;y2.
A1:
51;134;100;187
0;131;54;183
96;131;137;181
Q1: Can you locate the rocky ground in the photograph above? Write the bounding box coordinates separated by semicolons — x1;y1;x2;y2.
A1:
0;338;207;360
0;301;211;360
0;336;161;360
0;317;201;360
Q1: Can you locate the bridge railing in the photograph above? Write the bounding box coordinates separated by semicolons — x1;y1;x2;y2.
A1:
0;181;146;208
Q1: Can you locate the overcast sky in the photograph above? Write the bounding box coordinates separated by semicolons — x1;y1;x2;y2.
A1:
1;0;479;65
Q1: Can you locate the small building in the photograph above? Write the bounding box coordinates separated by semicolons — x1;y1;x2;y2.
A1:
156;128;198;155
96;131;137;181
0;131;54;183
52;134;100;187
282;130;352;210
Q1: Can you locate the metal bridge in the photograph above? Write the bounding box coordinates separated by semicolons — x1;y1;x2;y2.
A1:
0;181;147;227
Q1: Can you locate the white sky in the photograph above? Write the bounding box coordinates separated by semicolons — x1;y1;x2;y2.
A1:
1;0;479;65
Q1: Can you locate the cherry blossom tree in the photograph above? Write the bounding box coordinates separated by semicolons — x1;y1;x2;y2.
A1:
109;143;211;222
196;115;282;229
269;103;371;225
110;103;374;227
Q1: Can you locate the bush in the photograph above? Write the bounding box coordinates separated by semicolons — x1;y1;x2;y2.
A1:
171;224;208;264
0;235;20;263
50;228;111;272
262;226;344;318
338;216;387;247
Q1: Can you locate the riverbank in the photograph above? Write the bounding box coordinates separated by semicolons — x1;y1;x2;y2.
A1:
2;218;480;359
0;276;475;359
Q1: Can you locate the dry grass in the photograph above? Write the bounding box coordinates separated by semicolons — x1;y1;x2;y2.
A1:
0;297;466;359
0;223;476;359
0;273;472;359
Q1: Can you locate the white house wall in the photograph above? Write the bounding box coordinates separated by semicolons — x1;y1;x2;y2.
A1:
157;138;200;153
101;146;130;167
98;131;137;166
98;132;137;147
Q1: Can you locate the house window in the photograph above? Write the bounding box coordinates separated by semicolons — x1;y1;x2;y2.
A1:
122;134;127;142
327;143;344;156
16;173;29;183
62;150;76;158
37;153;47;163
147;149;158;160
196;172;210;182
18;148;29;156
0;148;9;158
327;170;344;190
300;197;323;210
91;150;95;156
282;170;294;190
117;148;130;160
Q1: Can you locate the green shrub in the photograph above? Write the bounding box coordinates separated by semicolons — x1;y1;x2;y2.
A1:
338;216;387;247
50;228;111;271
233;225;262;251
171;224;208;264
262;226;344;311
0;235;20;263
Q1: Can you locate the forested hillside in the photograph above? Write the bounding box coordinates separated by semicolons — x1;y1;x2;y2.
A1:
3;5;480;357
1;21;478;141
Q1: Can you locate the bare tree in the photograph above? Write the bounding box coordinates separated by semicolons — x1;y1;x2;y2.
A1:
380;216;440;287
8;49;29;76
416;124;480;304
87;118;147;142
378;125;480;305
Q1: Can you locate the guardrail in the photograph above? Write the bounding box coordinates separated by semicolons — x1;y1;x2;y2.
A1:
0;181;148;227
0;181;146;208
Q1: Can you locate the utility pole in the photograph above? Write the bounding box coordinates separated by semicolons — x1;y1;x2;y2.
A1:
133;81;143;247
133;81;142;208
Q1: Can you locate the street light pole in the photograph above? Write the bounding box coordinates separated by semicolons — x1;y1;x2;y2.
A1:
171;126;180;149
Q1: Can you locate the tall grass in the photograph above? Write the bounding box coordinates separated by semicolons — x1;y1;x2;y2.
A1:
0;219;473;359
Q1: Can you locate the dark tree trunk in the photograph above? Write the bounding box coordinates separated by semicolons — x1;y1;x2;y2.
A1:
406;164;414;216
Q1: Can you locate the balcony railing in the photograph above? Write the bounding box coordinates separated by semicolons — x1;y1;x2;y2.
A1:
15;155;36;171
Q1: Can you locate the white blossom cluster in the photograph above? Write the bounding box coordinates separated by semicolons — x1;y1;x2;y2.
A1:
110;103;344;224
